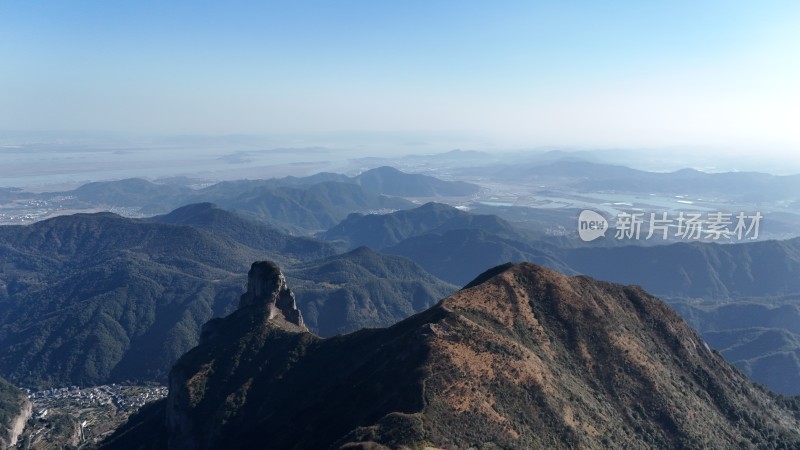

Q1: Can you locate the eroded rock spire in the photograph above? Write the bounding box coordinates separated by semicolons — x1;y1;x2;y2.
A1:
238;261;305;329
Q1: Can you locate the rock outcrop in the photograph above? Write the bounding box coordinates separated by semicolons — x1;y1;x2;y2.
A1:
238;261;305;327
199;261;306;347
6;398;31;449
0;378;31;450
165;261;309;450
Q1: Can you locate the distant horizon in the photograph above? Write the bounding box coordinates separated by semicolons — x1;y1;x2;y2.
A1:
3;130;800;191
2;1;799;155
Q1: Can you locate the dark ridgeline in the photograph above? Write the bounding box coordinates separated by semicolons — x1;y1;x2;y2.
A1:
102;262;800;449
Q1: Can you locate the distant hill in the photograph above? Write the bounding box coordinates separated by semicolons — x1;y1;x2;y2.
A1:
560;238;800;299
318;202;574;287
28;166;476;230
672;301;800;395
457;160;800;201
149;202;337;262
287;247;457;336
66;178;192;212
385;228;571;285
59;178;415;231
221;181;412;230
31;176;414;232
102;262;800;449
352;166;480;197
320;202;521;250
277;166;481;197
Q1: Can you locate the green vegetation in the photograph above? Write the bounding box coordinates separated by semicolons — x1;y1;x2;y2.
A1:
0;376;25;448
0;212;255;387
0;377;23;428
288;247;456;336
321;201;522;250
0;205;453;388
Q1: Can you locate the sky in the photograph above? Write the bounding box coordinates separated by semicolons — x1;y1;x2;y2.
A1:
1;1;799;155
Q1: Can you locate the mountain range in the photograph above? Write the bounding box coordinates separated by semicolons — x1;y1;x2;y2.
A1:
316;201;800;395
5;160;800;400
455;160;800;200
7;196;800;396
0;205;454;388
101;262;800;449
14;166;478;232
319;202;572;285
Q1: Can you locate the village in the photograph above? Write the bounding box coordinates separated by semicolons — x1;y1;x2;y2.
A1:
0;194;147;225
15;384;167;449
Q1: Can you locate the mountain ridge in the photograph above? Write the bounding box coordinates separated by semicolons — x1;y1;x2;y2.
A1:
102;262;800;449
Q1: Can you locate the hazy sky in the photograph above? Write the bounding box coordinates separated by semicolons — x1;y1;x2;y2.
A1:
2;1;798;153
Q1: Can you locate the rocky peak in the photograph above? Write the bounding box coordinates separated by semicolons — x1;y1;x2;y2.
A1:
200;261;306;345
238;261;305;330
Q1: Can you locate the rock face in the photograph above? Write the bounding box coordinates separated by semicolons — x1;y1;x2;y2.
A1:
6;398;31;449
0;378;31;450
238;261;305;328
102;262;800;450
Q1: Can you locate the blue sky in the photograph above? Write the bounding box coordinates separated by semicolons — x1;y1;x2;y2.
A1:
1;1;798;153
